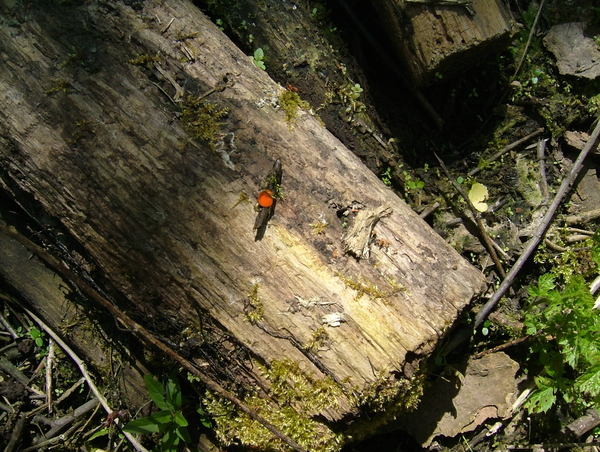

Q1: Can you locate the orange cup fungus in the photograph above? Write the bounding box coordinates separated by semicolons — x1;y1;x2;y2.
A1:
257;189;274;208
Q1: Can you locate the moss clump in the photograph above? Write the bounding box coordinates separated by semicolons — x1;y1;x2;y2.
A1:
303;326;329;351
336;272;404;301
278;89;310;127
203;358;346;452
128;52;162;69
244;283;264;324
309;219;329;235
346;372;424;442
179;96;229;145
45;79;73;95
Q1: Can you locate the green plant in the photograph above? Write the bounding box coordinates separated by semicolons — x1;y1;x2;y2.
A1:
123;373;208;451
381;167;392;186
524;231;600;415
18;325;45;348
252;48;266;70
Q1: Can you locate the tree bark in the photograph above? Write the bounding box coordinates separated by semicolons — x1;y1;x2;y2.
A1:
0;0;486;448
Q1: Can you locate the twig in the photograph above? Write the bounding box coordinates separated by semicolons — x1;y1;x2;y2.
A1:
435;153;506;278
4;412;26;452
537;139;550;202
468;128;544;177
46;339;54;413
513;0;546;79
0;224;309;452
33;397;99;442
472;334;531;359
565;208;600;225
0;313;19;340
419;201;440;219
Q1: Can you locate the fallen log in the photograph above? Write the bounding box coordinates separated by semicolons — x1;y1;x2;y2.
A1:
0;0;486;449
372;0;514;86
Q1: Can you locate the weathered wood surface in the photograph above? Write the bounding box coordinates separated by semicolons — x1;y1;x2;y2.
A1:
373;0;514;86
0;0;486;444
204;0;400;171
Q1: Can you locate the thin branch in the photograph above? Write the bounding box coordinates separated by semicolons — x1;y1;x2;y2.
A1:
435;153;506;278
46;338;54;414
468;128;544;177
513;0;546;79
0;224;309;452
537;138;550;202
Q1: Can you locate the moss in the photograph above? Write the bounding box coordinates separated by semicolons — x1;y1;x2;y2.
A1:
278;89;310;127
303;326;329;351
244;283;264;324
309;220;329;235
128;52;162;69
203;358;347;452
45;79;73;95
179;96;229;145
345;372;424;442
336;272;404;302
232;191;251;208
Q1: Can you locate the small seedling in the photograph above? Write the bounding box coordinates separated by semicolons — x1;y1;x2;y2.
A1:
252;48;266;70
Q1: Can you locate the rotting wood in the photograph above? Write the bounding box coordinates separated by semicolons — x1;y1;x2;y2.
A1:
0;0;486;448
372;0;514;86
342;206;392;259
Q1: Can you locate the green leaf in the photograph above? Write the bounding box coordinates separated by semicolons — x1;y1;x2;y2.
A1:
165;374;182;410
122;416;162;434
87;427;110;441
526;384;556;413
148;410;175;426
176;425;192;443
174;411;188;427
144;375;169;410
254;48;264;60
161;426;180;451
578;366;600;398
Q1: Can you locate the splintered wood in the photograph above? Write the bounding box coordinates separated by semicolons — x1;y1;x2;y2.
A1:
342;206;392;259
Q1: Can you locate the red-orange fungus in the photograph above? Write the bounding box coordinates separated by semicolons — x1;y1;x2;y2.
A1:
257;189;274;208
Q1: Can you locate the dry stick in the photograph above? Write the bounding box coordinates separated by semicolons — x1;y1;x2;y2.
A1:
0;225;309;452
46;338;54;414
537;138;550;201
513;0;546;79
19;306;149;452
473;118;600;331
468;128;544;177
435;153;506;278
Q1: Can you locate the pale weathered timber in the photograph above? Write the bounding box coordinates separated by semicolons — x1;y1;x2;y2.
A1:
372;0;514;86
0;0;486;449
